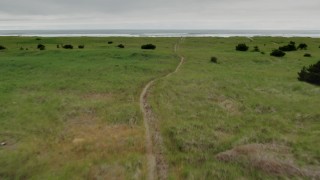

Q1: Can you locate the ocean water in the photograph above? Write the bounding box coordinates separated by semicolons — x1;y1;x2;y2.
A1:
0;30;320;37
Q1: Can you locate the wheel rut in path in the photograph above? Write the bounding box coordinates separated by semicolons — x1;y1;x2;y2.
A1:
140;38;184;180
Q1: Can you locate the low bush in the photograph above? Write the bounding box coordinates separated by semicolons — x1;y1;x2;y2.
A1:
298;43;308;50
63;45;73;49
37;44;45;50
253;46;260;52
78;45;85;49
0;45;6;50
35;38;41;41
117;44;125;48
108;41;113;44
20;47;24;50
210;57;218;63
279;41;297;51
304;53;311;57
57;45;60;48
298;61;320;85
236;43;249;51
270;49;286;57
141;44;156;50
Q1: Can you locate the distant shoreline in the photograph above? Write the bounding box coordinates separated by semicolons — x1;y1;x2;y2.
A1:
1;30;320;38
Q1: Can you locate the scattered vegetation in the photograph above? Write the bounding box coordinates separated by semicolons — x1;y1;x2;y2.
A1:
117;44;125;48
141;44;156;50
297;43;308;50
298;61;320;85
236;43;249;51
210;56;218;63
252;46;260;52
279;41;297;51
304;53;311;57
270;49;286;57
78;45;85;49
63;45;73;49
0;45;6;50
37;44;45;50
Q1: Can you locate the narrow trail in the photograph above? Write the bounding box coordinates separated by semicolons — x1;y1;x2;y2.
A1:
140;38;184;180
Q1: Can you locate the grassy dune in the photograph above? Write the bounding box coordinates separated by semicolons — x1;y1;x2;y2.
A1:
150;37;320;179
0;37;178;179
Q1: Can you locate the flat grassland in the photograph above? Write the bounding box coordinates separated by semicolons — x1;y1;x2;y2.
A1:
150;37;320;179
0;37;178;179
0;36;320;179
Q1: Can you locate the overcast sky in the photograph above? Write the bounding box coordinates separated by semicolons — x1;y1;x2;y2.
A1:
0;0;319;30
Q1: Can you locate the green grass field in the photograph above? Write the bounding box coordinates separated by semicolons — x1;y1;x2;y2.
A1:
0;36;319;179
0;37;178;179
150;37;320;179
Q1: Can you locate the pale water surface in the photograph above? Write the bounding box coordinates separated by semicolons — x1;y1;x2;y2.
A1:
0;30;320;37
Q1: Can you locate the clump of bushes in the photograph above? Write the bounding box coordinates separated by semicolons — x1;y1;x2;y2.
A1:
36;38;41;41
63;45;73;49
78;45;85;49
210;56;218;63
298;61;320;85
37;44;45;50
279;41;297;51
270;49;286;57
304;53;311;57
236;43;249;51
117;44;125;48
0;45;7;50
298;43;308;50
108;41;113;44
141;44;156;50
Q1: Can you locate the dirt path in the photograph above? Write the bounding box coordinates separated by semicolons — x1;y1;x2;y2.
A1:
140;38;184;180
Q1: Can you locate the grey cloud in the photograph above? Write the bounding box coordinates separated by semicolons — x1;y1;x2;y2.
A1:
0;0;319;29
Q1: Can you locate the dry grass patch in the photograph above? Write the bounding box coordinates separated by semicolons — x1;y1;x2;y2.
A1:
216;143;320;178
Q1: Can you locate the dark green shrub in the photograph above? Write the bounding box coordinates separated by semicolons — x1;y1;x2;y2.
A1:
210;57;218;63
0;45;6;50
57;45;60;48
141;44;156;50
279;41;297;51
270;49;286;57
36;38;41;40
78;45;85;49
108;41;113;44
261;52;265;55
253;46;260;52
20;47;24;50
236;43;249;51
298;61;320;85
37;44;45;50
117;44;125;48
298;43;308;50
63;45;73;49
304;53;311;57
